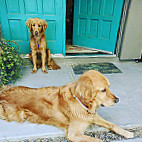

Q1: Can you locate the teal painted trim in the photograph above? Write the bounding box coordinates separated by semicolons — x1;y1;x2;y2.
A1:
0;1;2;38
55;0;64;54
62;0;66;56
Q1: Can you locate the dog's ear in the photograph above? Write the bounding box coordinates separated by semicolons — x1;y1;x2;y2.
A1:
70;75;94;105
42;20;48;32
26;19;32;32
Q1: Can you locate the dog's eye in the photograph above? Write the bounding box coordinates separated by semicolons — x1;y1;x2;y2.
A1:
101;89;106;92
38;25;41;27
33;24;35;27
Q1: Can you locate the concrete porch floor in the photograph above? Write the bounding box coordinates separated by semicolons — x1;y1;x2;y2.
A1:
1;57;142;142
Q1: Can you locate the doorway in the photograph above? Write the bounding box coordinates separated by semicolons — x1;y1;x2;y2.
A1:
66;0;99;55
66;0;74;45
66;0;124;56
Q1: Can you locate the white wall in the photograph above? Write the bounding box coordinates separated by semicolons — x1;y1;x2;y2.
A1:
119;0;142;60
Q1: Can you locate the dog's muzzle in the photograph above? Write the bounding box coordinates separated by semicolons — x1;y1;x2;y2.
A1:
35;31;38;36
114;97;119;103
101;104;105;107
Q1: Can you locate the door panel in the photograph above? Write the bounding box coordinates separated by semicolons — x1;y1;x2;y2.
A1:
73;0;124;53
24;0;38;14
0;0;65;54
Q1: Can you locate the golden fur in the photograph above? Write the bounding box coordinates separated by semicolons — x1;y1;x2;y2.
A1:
0;70;134;142
26;18;60;73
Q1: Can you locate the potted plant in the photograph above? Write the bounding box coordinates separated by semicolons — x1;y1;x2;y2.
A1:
0;38;25;87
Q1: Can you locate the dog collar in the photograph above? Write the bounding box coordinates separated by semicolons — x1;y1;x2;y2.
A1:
37;41;40;48
37;35;44;48
73;94;93;114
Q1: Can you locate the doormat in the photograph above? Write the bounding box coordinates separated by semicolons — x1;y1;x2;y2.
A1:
71;63;122;74
66;45;98;54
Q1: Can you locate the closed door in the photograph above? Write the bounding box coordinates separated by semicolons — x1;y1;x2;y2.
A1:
0;0;65;54
73;0;124;53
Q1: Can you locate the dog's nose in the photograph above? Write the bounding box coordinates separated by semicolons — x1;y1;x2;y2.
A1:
114;97;119;103
35;31;38;36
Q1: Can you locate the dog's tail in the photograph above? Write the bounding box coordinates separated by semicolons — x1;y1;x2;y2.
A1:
50;59;61;70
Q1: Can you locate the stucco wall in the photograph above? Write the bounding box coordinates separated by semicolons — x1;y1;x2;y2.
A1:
119;0;142;60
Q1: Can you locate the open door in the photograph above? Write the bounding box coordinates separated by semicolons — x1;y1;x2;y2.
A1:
73;0;124;54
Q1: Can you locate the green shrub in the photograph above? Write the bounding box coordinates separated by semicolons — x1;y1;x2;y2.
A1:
0;38;25;87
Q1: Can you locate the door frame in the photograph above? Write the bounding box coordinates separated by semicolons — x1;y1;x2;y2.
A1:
62;0;66;56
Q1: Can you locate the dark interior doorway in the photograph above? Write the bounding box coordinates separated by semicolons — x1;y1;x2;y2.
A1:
66;0;74;45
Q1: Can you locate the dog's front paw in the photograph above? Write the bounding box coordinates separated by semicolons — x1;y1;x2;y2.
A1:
43;69;48;74
32;69;37;73
96;139;102;142
93;137;102;142
124;131;134;139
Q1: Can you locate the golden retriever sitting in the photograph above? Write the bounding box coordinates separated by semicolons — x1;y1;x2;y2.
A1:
26;18;60;73
0;70;133;142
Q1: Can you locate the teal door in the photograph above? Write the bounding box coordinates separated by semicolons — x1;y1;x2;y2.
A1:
0;0;66;54
73;0;124;53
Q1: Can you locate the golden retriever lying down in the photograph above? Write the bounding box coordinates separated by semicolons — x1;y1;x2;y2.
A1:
0;70;133;142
